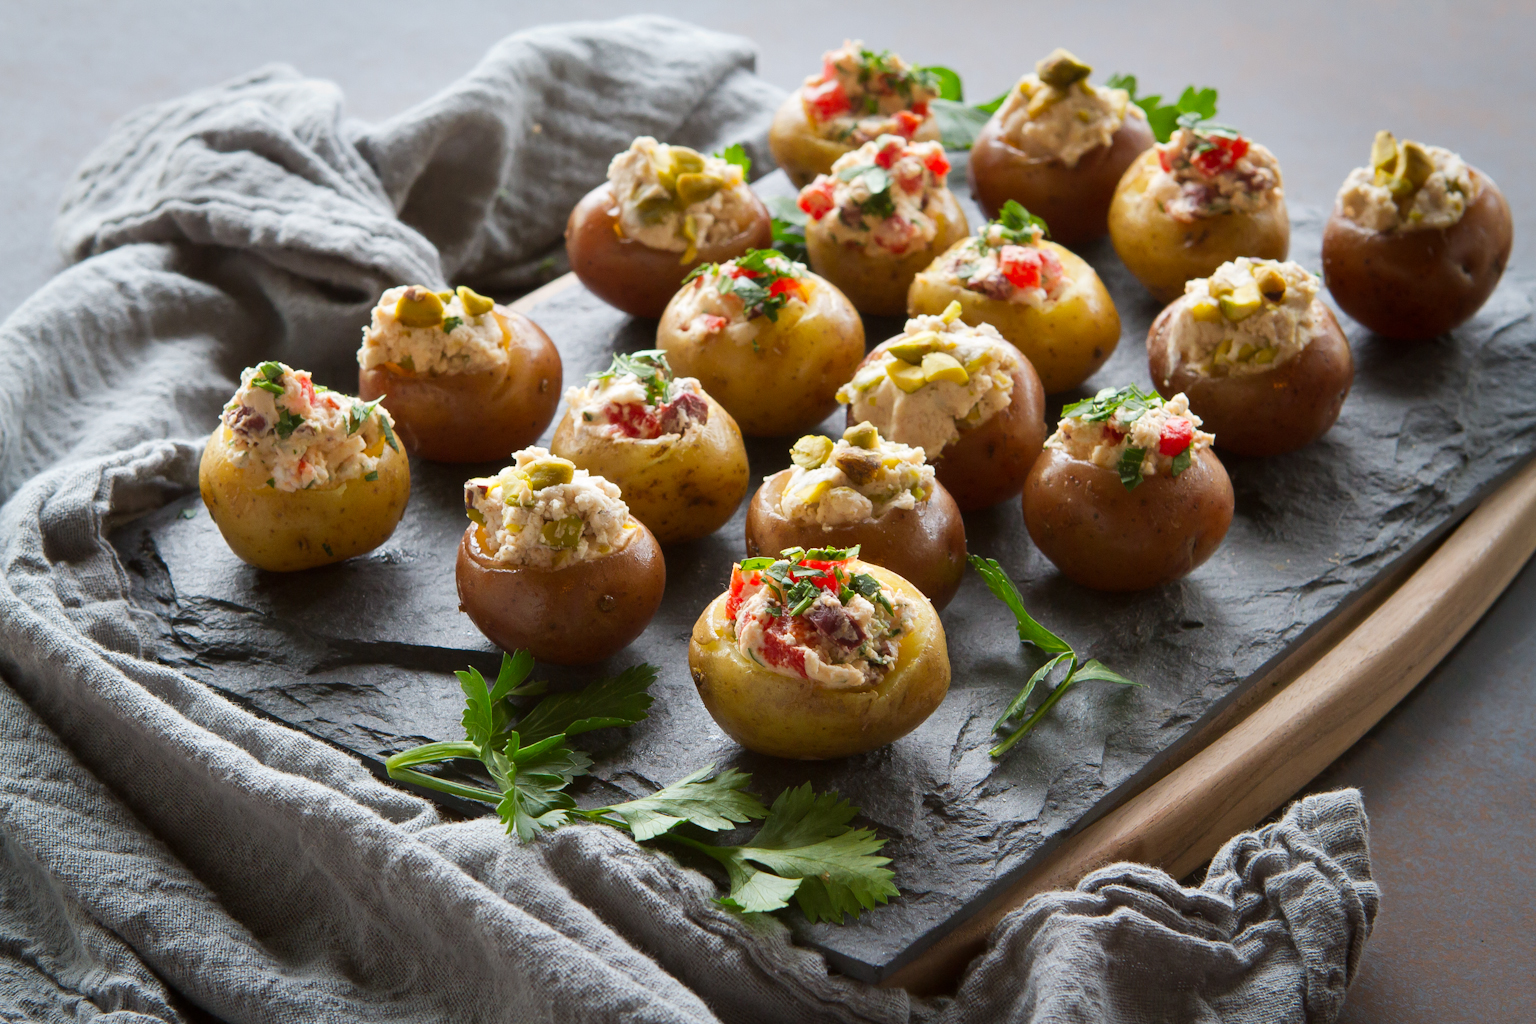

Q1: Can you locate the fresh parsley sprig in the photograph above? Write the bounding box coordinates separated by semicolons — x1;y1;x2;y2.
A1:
765;196;809;264
1105;75;1218;143
385;652;899;922
914;64;1006;151
713;143;751;176
990;200;1051;245
251;361;286;396
969;556;1141;758
588;350;675;406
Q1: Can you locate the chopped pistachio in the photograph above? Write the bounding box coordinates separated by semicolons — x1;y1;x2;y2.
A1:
1400;141;1434;191
525;458;575;490
1253;346;1278;364
1036;48;1092;90
1213;338;1233;363
435;290;455;303
833;447;882;484
940;300;964;323
887;361;928;393
635;191;677;224
1370;130;1398;173
921;351;970;385
675;172;724;205
799;478;833;504
1218;284;1263;322
540;515;583;549
1255;266;1287;304
887;332;940;363
843;421;880;449
1208;277;1235;299
456;285;495;317
1189;298;1224;324
395;286;445;328
790;434;834;470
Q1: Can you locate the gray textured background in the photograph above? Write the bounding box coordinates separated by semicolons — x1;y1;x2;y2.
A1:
5;0;1534;1017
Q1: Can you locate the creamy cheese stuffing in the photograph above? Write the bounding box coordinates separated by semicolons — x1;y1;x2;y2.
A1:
997;49;1135;167
464;448;633;570
799;40;937;146
928;215;1069;308
777;423;935;528
358;285;509;376
564;352;710;441
839;307;1018;458
665;252;812;351
221;361;395;493
726;552;913;689
1161;259;1321;378
1337;132;1473;233
1147;125;1282;222
1046;387;1213;484
608;137;758;260
798;135;952;255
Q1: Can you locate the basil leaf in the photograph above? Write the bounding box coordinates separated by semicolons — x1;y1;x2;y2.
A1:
1117;447;1147;489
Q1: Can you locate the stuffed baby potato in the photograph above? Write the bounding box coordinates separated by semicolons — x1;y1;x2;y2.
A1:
908;202;1119;394
768;40;943;189
551;350;748;544
357;285;561;462
200;361;410;572
745;422;966;609
799;135;969;316
839;303;1047;510
657;249;864;436
1148;259;1352;457
566;137;772;319
1322;131;1513;339
689;547;950;759
968;49;1154;245
1109;118;1289;302
456;449;665;666
1023;386;1233;591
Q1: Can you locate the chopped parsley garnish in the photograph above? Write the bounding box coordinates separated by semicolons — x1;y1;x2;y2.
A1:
1104;74;1218;143
347;396;395;453
364;470;379;482
588;349;675;406
265;478;275;488
251;361;286;396
701;249;805;323
713;143;751;175
442;316;464;334
1117;446;1148;489
273;408;305;440
765;195;809;264
837;163;896;221
988;200;1050;245
742;546;889;619
1061;384;1163;424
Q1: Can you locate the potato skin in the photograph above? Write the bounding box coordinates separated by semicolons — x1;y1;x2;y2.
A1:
744;470;967;610
1148;299;1353;457
845;342;1047;511
806;190;971;316
657;274;865;437
768;91;943;189
688;560;950;759
550;391;749;545
565;183;773;319
358;309;561;463
968;113;1155;245
1023;447;1233;592
1109;149;1290;303
907;240;1120;394
198;426;410;572
454;521;665;666
1321;167;1512;339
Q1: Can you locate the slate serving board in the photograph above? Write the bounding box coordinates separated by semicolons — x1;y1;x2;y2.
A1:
111;161;1536;982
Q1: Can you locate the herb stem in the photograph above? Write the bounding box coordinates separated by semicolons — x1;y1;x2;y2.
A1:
385;764;503;805
385;740;482;771
989;670;1083;758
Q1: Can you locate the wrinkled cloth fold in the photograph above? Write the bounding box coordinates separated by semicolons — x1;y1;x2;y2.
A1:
0;15;1376;1024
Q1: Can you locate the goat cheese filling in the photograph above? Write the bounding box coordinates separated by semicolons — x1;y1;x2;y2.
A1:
996;49;1135;167
358;285;509;376
776;423;935;528
1336;131;1473;233
1046;386;1213;489
464;449;633;570
608;137;759;261
1160;259;1321;377
798;135;953;255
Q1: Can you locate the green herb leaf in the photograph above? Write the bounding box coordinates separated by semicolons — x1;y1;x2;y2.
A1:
918;65;964;102
714;142;752;176
274;409;304;440
249;360;286;396
738;556;775;572
1072;659;1143;687
717;862;805;914
993;651;1074;732
1107;73;1219;143
976;89;1009;115
512;663;657;744
765;195;809;264
1170;447;1193;478
967;556;1071;653
1061;384;1162;424
364;470;379;481
992;199;1050;244
930;98;991;151
591;765;767;841
442;316;464;334
588;350;675;406
1117;446;1147;489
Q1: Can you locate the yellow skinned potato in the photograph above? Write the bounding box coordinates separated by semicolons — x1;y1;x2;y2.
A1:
807;190;970;316
1109;149;1290;303
199;426;410;572
657;268;865;437
551;388;749;545
908;239;1121;394
689;560;950;759
768;92;943;190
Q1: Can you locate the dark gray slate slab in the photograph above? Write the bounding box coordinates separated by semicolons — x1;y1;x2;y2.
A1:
111;164;1536;982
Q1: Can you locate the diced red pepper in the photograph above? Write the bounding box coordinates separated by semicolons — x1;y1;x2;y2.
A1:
1159;418;1194;456
1158;147;1172;173
608;402;659;439
874;139;904;169
997;245;1042;289
894;109;924;137
911;100;929;117
768;277;806;302
896;169;925;194
726;264;759;279
922;149;950;178
726;565;761;619
760;622;808;676
1192;135;1249;176
798;178;836;220
298;374;316;405
700;314;729;334
804;78;851;122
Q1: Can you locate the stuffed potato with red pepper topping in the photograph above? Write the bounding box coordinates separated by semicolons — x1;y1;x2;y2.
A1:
1109;116;1289;302
799;134;970;316
1023;386;1233;591
357;285;561;462
689;546;950;759
657;249;864;436
551;350;748;545
566;137;772;319
769;41;944;189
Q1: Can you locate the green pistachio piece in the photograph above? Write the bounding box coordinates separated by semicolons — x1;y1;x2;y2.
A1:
670;147;706;176
1253;346;1278;364
540;515;583;549
887;362;929;393
635;191;678;225
525;458;575;490
436;290;455;303
1213;338;1233;364
790;434;834;470
1218;284;1263;323
1255;266;1287;304
456;285;495;317
1400;141;1434;191
1370;130;1398;173
887;332;940;363
395;286;445;328
843;421;880;449
675;172;724;206
1189;298;1224;323
1036;48;1093;90
921;351;970;385
833;447;882;484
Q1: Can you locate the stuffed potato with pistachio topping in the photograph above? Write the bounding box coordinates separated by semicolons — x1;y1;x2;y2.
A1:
566;137;772;319
357;284;561;462
456;448;665;665
200;361;410;572
689;547;950;759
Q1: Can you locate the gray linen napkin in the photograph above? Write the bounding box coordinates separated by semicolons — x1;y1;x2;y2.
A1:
0;15;1376;1023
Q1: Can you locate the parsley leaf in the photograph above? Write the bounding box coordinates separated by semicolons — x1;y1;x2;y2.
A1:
991;199;1050;244
918;65;963;102
587;765;766;841
930;98;992;150
442;316;464;333
511;662;657;744
967;555;1072;653
765;196;809;264
1171;447;1193;478
589;350;675;406
1061;384;1162;424
251;361;286;396
274;408;304;440
1106;74;1219;143
713;143;751;176
1117;446;1147;489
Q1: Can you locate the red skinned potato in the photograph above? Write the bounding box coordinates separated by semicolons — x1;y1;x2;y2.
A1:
359;308;561;463
1024;446;1233;591
745;470;967;609
969;112;1154;246
455;522;665;666
565;182;772;319
1322;165;1512;339
1148;297;1353;458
